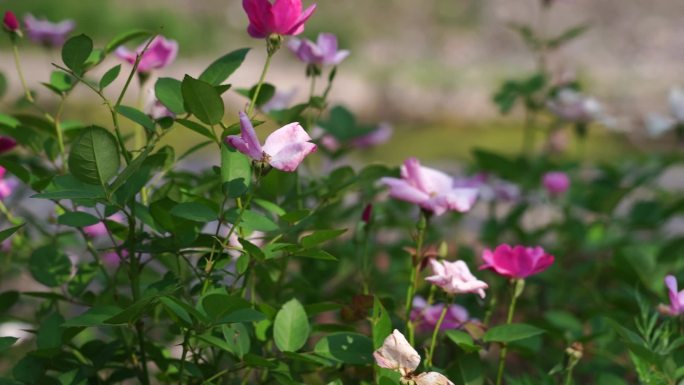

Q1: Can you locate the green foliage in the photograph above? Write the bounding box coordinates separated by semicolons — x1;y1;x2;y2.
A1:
68;126;121;187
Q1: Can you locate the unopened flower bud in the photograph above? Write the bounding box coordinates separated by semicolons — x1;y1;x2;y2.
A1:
3;11;20;34
361;203;373;224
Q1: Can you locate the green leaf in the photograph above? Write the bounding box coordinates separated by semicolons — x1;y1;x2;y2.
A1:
32;190;105;200
0;336;17;352
177;119;216;141
99;64;121;90
105;29;152;54
301;229;347;248
446;330;481;352
62;306;122;327
372;298;391;349
160;296;192;325
170;202;217;222
221;144;251;187
482;323;546;343
155;77;186;114
294;249;337;261
0;291;19;315
453;352;484;385
57;211;100;227
0;72;6;98
0;224;23;244
225;209;278;232
221;323;251;358
314;333;374;365
117;105;155;132
105;297;158;324
199;48;250;86
49;71;74;93
68;126;121;186
36;312;65;350
62;34;93;74
181;75;224;125
29;246;72;287
274;298;310;352
238;83;275;107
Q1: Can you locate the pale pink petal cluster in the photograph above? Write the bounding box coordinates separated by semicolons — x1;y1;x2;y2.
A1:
288;33;349;66
242;0;316;39
547;89;602;124
660;275;684;316
374;330;454;385
0;167;17;200
24;14;75;47
411;296;469;332
480;244;555;279
116;36;178;73
645;87;684;138
426;260;488;298
542;171;570;196
83;213;125;238
380;158;479;216
225;112;317;172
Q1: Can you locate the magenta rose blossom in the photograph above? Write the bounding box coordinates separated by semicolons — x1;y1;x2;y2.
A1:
115;36;178;74
380;158;479;216
411;296;469;333
660;275;684;316
243;0;316;39
542;171;570;196
23;14;75;47
425;259;488;297
288;33;349;66
3;11;20;33
225;112;317;172
480;244;555;279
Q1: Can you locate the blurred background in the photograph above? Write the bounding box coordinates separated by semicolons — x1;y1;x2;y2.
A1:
2;0;684;165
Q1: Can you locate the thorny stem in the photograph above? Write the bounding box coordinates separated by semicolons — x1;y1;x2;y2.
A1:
426;296;453;368
495;279;525;385
405;210;428;345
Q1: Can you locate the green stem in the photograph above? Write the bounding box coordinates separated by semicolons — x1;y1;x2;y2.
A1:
247;49;275;117
11;43;33;103
563;364;575;385
495;279;524;385
426;296;452;368
404;211;428;345
178;329;191;384
53;97;67;173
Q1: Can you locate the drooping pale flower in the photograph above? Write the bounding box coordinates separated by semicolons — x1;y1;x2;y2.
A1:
425;259;488;298
225;112;317;172
3;11;20;33
660;275;684;316
542;171;570;196
83;213;125;238
411;296;469;333
23;14;75;47
242;0;316;39
380;158;479;216
480;244;555;279
0;137;17;153
115;36;178;74
374;330;455;385
547;89;603;124
288;33;349;66
0;166;17;200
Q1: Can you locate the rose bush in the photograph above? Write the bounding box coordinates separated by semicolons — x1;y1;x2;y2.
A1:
0;1;682;384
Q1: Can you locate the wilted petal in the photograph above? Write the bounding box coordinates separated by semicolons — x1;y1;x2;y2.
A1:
414;372;455;385
238;111;264;159
373;329;420;376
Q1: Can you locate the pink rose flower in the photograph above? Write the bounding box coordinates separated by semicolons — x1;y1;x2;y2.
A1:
288;33;349;66
542;171;570;196
23;14;75;47
480;244;555;279
83;213;125;238
225;112;317;172
661;275;684;316
115;36;178;74
380;158;479;216
242;0;316;39
411;296;469;333
3;11;20;33
0;167;17;200
425;259;488;298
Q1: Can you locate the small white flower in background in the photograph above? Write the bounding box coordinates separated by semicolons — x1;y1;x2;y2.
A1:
0;322;32;342
547;89;603;124
374;329;454;385
262;88;298;113
643;87;684;138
